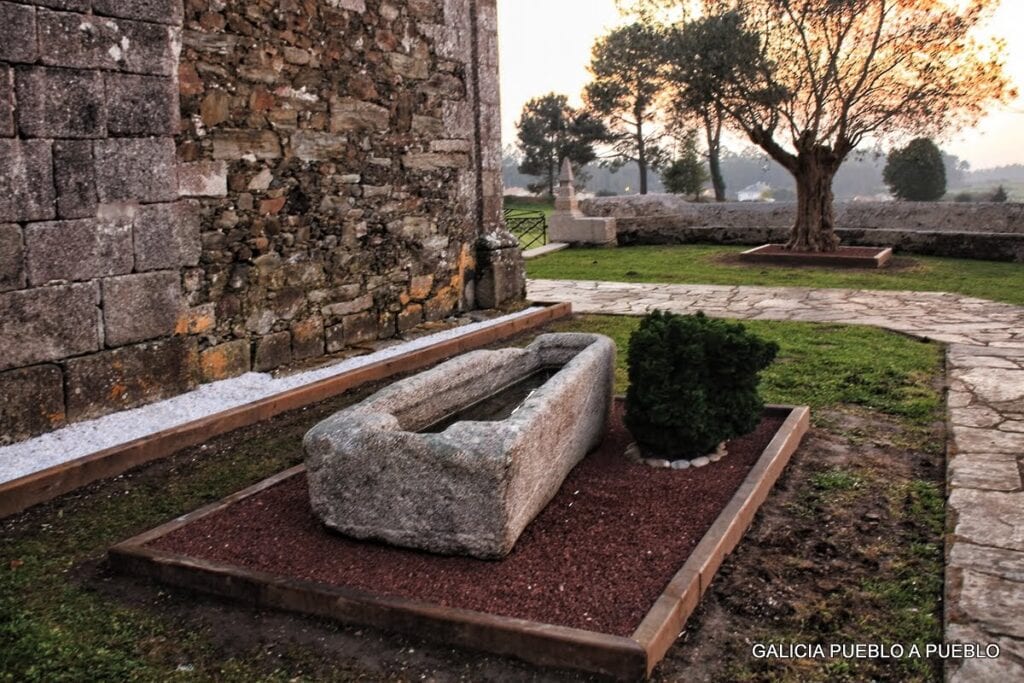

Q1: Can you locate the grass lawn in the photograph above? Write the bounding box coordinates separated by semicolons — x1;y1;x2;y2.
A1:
503;196;554;219
549;315;945;682
527;243;1024;306
0;315;945;682
504;197;554;250
549;315;943;428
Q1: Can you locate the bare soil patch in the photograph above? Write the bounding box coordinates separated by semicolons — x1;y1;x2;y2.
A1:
658;407;945;682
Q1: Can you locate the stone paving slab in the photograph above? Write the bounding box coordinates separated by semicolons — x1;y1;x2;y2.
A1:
527;279;1024;678
946;623;1024;682
949;452;1022;492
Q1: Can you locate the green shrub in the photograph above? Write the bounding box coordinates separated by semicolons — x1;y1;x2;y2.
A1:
883;137;946;201
624;311;778;459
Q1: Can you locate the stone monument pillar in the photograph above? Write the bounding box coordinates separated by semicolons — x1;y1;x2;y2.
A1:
548;159;617;246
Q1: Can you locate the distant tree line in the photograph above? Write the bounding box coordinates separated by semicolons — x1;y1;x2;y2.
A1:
504;145;1016;202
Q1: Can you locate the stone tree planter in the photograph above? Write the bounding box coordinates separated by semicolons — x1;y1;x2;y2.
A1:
303;333;616;559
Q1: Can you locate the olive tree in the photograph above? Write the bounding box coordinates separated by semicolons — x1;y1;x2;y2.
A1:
633;0;1014;250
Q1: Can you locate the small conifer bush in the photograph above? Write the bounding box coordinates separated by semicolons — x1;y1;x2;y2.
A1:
624;310;779;459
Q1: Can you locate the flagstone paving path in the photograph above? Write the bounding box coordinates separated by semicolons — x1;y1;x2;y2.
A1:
528;279;1024;681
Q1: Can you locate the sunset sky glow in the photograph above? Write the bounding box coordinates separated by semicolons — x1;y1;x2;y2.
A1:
497;0;1024;170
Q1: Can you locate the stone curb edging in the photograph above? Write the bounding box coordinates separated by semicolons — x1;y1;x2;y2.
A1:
108;405;809;680
0;303;572;519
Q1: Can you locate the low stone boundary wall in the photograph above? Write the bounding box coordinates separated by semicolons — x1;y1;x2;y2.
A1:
579;197;1024;262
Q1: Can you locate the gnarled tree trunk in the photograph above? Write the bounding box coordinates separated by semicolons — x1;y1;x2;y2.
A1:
787;148;841;252
636;119;649;195
705;110;726;201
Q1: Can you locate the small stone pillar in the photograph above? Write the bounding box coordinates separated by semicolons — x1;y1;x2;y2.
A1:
548;159;617;246
475;230;526;309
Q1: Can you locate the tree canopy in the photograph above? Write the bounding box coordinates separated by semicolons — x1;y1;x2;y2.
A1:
515;93;606;197
660;12;759;200
584;23;669;195
662;130;709;199
883;137;947;201
630;0;1015;250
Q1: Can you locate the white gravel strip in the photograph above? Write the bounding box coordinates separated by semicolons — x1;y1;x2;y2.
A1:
0;307;545;484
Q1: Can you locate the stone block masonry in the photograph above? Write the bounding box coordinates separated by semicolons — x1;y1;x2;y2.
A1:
0;0;189;444
0;0;524;447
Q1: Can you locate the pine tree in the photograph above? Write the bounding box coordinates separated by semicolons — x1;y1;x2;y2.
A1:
515;94;606;197
662;130;709;200
584;24;668;195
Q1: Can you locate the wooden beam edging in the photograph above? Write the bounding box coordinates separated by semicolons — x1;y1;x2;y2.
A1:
108;404;810;681
0;303;573;520
739;245;893;269
631;405;811;677
108;460;647;680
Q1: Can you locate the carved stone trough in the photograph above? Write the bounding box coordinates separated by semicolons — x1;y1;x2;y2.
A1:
303;333;616;559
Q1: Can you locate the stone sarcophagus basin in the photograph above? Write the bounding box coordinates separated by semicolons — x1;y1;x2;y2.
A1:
304;333;616;559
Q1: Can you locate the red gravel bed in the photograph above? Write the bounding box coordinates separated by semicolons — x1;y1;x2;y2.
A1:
151;403;785;637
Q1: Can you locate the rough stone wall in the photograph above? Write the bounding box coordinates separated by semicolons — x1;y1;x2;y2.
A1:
1;0;190;444
581;196;1024;261
0;0;520;447
176;0;510;380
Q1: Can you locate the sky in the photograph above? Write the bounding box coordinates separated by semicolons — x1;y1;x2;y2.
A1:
497;0;1024;171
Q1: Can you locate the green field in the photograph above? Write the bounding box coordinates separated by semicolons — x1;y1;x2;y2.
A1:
527;244;1024;306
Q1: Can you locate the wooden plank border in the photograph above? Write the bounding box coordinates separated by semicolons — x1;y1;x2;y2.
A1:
109;404;809;680
631;405;810;676
739;244;894;268
0;303;573;519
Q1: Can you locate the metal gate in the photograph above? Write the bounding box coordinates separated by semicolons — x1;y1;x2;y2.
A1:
503;208;548;249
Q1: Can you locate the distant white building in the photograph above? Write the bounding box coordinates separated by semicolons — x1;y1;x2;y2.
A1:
738;181;774;202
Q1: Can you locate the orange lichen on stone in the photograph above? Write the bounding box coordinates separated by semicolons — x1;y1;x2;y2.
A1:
108;382;129;402
409;274;434;300
176;305;216;336
290;317;325;360
200;341;250;383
